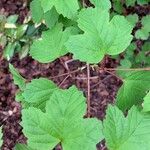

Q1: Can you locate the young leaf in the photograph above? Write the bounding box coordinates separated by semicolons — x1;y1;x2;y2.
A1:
40;0;79;19
125;0;136;7
126;14;138;27
44;7;59;29
112;0;124;14
30;0;44;23
116;71;150;111
104;105;150;150
30;24;77;63
143;91;150;112
0;127;3;148
9;64;26;90
40;0;53;13
135;15;150;40
117;59;132;78
30;0;58;28
125;42;136;60
22;86;103;150
3;43;16;60
137;0;150;5
22;78;57;104
90;0;111;10
135;42;150;66
6;15;18;24
15;144;36;150
66;8;133;64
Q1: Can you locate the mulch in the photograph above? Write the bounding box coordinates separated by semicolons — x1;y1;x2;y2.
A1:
0;0;149;150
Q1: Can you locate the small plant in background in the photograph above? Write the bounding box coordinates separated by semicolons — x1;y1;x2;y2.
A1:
0;14;40;61
1;0;150;149
135;15;150;40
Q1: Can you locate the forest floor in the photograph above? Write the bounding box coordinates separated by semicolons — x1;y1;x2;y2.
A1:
0;0;150;150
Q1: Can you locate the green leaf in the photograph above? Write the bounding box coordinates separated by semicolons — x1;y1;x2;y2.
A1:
40;0;53;13
30;0;44;23
104;105;150;150
9;64;26;90
126;14;138;27
125;42;136;59
22;86;103;150
15;144;36;150
116;71;150;111
40;0;79;19
121;59;132;68
116;61;132;78
125;0;136;7
66;8;133;64
3;43;16;60
15;25;28;39
135;42;150;65
30;24;77;63
22;108;60;150
142;41;150;52
141;15;150;33
143;91;150;112
16;91;25;102
137;0;150;5
6;15;18;24
22;78;57;104
59;16;78;27
112;0;124;14
135;29;149;40
135;15;150;40
0;127;3;148
90;0;111;10
0;35;7;48
19;44;30;60
44;7;59;29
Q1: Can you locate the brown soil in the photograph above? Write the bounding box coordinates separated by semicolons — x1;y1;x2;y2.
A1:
0;0;149;150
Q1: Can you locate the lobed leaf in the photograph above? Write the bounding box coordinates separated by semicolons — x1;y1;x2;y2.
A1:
116;71;150;111
22;86;103;150
41;0;79;19
126;14;138;27
135;15;150;40
30;24;78;63
90;0;111;10
15;144;36;150
143;91;150;112
22;78;57;104
104;105;150;150
30;0;59;28
66;7;133;64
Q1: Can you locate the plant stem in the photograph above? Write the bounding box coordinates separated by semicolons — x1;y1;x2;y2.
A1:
50;66;86;79
58;75;70;88
104;67;150;71
87;63;91;117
